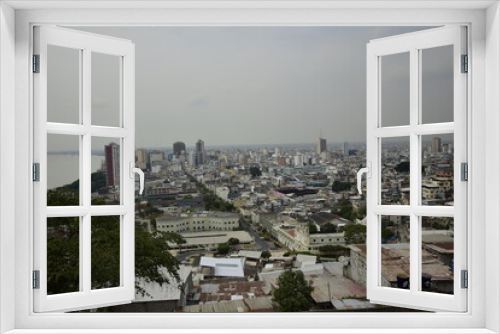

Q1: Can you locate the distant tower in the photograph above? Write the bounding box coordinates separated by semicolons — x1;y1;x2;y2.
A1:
195;139;206;166
105;142;120;187
343;142;349;157
432;137;442;153
135;148;148;164
317;137;327;155
173;141;186;157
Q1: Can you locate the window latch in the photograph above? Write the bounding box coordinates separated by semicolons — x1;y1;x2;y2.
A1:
356;162;371;195
129;162;144;194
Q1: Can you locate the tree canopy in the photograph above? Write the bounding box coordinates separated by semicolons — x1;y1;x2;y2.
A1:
249;167;262;178
261;250;271;259
217;243;230;255
47;186;185;297
332;181;352;192
321;222;337;233
342;223;367;244
273;270;314;312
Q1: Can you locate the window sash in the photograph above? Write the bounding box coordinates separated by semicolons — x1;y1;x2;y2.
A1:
366;26;467;312
32;25;136;313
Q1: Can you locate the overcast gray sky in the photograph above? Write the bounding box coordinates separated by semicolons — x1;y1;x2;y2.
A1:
47;26;453;151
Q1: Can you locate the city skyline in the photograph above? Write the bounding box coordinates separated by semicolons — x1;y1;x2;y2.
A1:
46;26;454;151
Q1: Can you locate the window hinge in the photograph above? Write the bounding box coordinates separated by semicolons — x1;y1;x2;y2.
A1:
461;270;468;289
33;163;40;182
33;54;40;73
461;162;468;181
33;270;40;289
461;54;468;73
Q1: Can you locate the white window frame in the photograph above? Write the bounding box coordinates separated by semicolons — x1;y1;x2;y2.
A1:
0;1;499;333
33;26;136;313
365;26;467;312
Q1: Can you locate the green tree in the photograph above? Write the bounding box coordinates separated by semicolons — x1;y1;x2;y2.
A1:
228;237;240;245
395;161;410;173
318;244;347;257
273;270;314;312
308;223;318;234
357;206;367;219
321;222;337;233
46;188;185;296
217;243;230;255
249;167;262;177
338;200;357;221
381;228;395;241
332;181;352;192
261;250;271;260
343;223;367;244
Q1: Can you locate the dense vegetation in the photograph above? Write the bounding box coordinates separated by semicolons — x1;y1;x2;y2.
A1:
273;270;314;312
47;183;185;297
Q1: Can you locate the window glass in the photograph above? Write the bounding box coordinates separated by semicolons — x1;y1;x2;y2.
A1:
381;52;410;127
381;137;410;205
47;45;81;124
421;216;454;294
92;52;121;127
421;45;454;124
47;134;80;206
47;217;80;294
421;134;454;206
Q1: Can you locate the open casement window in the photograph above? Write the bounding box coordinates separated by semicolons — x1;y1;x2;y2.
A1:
364;26;467;312
33;26;136;312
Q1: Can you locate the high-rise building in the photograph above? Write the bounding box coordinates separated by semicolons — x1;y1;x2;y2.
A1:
149;151;164;163
195;139;206;166
105;142;120;188
432;137;442;153
343;142;349;157
317;137;327;155
173;141;186;157
135;148;148;164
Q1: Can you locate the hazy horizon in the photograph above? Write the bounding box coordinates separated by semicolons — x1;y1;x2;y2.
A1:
47;26;453;151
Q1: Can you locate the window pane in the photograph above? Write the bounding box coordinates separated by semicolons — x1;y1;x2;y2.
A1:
381;52;410;127
47;45;80;124
92;52;121;127
380;215;410;289
47;217;80;295
47;134;80;206
421;216;454;295
91;137;121;205
421;134;454;206
91;215;121;290
381;137;410;205
421;45;454;124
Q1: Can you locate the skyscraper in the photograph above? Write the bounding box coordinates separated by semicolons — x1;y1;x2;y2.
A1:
432;137;442;153
317;137;327;155
135;148;148;164
343;142;349;157
173;141;186;157
105;142;120;188
195;139;206;166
